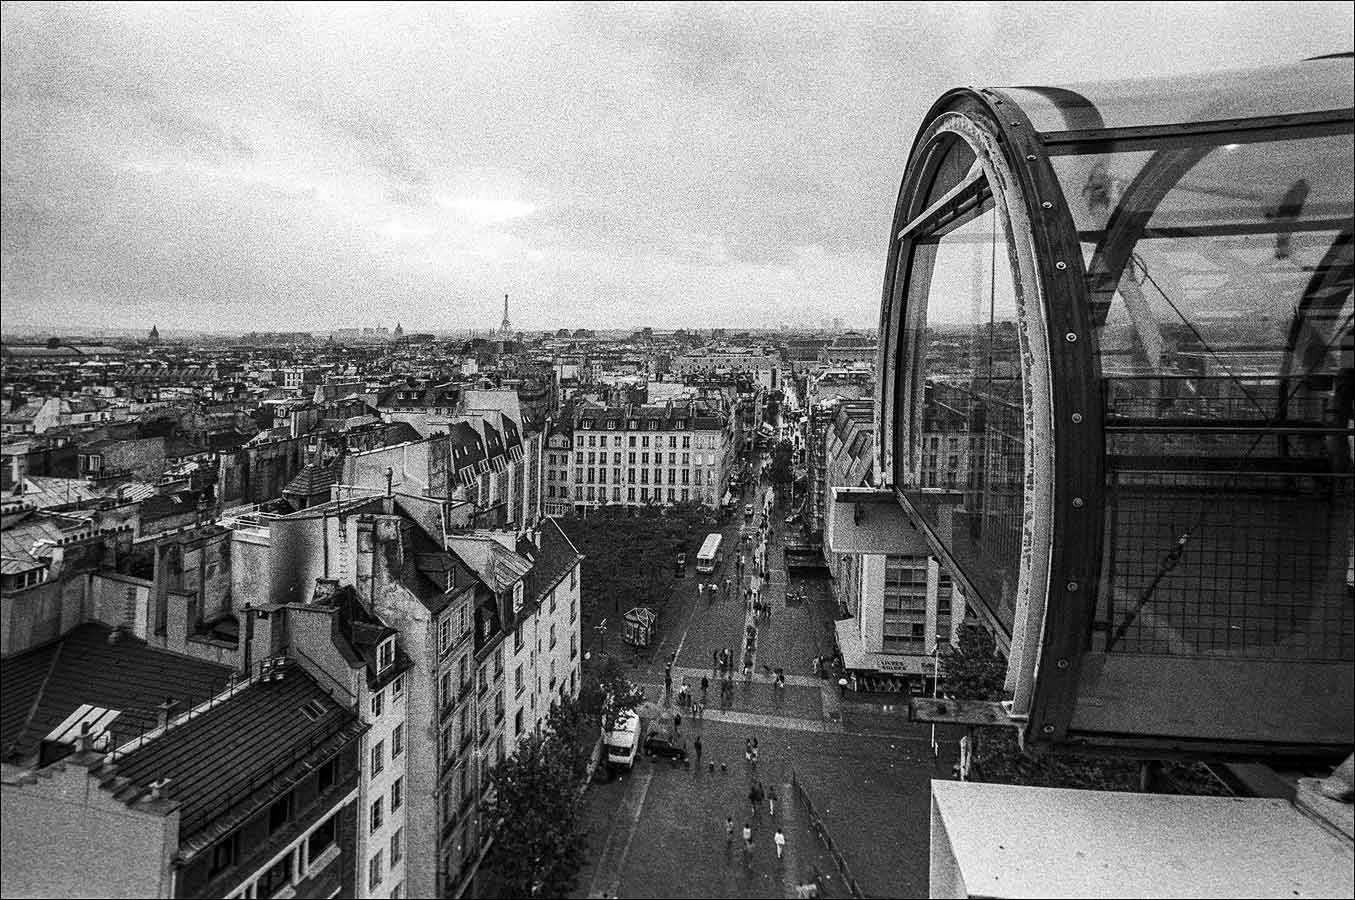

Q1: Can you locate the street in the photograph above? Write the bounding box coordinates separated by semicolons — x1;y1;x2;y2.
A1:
574;462;958;899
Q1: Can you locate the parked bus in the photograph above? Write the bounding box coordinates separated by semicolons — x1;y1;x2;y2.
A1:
696;533;723;574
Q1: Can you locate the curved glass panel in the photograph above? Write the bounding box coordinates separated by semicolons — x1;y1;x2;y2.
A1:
1003;57;1354;134
897;191;1025;637
1052;129;1355;744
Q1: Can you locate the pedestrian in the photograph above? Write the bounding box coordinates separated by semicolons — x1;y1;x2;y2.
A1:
751;745;759;768
701;675;709;699
767;785;776;818
695;735;703;763
774;828;786;859
745;738;753;762
698;582;705;600
749;781;761;818
674;712;682;733
713;649;721;674
726;816;735;849
742;823;753;860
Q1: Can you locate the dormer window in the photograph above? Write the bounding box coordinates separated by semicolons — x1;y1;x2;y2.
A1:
513;582;524;615
377;637;396;672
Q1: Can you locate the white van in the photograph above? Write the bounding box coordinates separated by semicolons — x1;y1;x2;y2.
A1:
605;710;640;770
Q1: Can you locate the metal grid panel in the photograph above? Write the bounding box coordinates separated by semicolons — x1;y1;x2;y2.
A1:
1101;470;1354;661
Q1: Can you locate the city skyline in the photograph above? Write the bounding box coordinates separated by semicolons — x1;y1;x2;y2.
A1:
3;3;1352;332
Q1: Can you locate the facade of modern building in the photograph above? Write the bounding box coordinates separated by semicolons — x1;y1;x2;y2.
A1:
846;54;1354;895
565;398;736;513
820;400;961;691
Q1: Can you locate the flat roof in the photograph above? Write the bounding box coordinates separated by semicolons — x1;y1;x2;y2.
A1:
931;780;1354;898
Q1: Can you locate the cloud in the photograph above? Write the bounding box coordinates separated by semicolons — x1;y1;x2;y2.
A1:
2;2;1352;333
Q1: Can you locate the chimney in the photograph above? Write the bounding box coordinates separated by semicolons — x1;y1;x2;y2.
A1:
76;721;94;753
148;777;172;801
156;698;179;730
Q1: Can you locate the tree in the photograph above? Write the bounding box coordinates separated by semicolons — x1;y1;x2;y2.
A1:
938;623;1006;701
481;732;589;898
766;439;795;486
585;654;645;736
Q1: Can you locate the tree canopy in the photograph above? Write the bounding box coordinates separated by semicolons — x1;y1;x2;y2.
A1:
480;730;590;899
766;438;795;485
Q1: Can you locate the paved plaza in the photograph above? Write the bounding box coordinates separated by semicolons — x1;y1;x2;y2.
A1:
574;470;959;899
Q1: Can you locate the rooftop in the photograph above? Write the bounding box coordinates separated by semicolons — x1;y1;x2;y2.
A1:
0;622;234;763
111;662;363;849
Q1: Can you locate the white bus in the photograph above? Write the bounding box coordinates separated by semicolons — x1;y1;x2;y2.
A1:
696;533;723;574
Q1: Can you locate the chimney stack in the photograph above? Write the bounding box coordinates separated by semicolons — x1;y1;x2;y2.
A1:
156;698;179;730
76;721;93;753
148;777;172;802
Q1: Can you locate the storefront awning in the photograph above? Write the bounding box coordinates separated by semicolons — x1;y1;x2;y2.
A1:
835;618;936;676
835;618;869;670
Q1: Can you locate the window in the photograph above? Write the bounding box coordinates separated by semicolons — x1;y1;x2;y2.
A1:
441;671;453;707
391;882;404;899
570;566;577;591
378;638;396;672
392;723;404;758
515;621;524;652
317;757;337;794
392;674;404;699
570;633;577;659
550;623;557;649
261;852;294;898
268;794;292;834
371;796;384;833
549;588;557;613
495;644;505;678
515;707;524;736
372;740;385;776
515;664;524;695
308;815;336;859
628;487;636;501
570;596;576;622
392;776;404;812
391;827;404;865
459;655;469;689
371;689;384;720
439;618;451;654
459;605;469;635
369;850;384;891
208;833;239;877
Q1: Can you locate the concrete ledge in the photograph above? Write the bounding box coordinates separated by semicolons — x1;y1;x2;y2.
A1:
825;487;930;556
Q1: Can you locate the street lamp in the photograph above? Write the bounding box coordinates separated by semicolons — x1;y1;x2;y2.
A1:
594;619;608;656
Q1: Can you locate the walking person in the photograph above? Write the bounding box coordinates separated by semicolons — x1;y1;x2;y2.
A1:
726;816;735;851
749;781;762;819
742;823;753;863
701;674;710;701
774;827;786;860
695;735;703;764
767;785;776;818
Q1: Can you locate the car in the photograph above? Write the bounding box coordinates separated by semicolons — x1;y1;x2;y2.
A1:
643;728;688;761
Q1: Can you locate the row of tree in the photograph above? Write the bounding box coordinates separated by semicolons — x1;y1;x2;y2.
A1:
480;656;644;898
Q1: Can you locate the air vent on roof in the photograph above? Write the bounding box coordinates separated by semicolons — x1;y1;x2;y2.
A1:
299;698;327;721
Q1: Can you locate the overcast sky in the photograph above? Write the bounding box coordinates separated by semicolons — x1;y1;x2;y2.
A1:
2;2;1351;334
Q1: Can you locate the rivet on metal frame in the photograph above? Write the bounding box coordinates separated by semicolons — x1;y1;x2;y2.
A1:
1070;412;1084;424
1055;260;1067;270
1056;658;1070;670
1042;724;1055;734
1025;154;1036;161
1072;497;1084;509
1041;201;1053;209
1064;332;1078;343
1010;121;1020;127
1066;581;1079;592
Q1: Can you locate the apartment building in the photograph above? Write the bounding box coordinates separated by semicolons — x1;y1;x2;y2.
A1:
566;398;735;513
